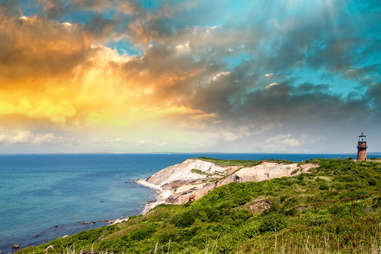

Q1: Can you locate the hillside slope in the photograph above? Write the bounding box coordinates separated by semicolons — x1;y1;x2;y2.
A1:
18;158;381;254
137;158;317;212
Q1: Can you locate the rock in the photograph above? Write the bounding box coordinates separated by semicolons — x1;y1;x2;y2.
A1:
249;199;272;214
83;221;96;225
109;217;129;225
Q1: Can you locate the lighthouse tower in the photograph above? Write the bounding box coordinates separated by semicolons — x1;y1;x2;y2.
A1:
357;132;367;161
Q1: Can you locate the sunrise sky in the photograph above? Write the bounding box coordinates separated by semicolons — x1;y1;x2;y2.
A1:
0;0;380;153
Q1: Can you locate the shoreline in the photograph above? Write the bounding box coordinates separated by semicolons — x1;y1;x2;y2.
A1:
136;178;172;214
7;155;326;252
2;217;130;253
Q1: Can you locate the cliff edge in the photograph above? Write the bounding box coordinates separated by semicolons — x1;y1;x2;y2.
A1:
137;158;318;213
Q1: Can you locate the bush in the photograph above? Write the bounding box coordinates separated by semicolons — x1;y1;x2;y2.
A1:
328;205;347;216
158;231;176;243
319;183;329;190
243;224;260;238
173;226;201;242
77;229;101;242
372;197;381;208
129;224;156;241
259;214;287;233
205;207;221;222
230;209;252;225
98;238;129;252
171;211;196;227
308;214;331;226
368;178;377;186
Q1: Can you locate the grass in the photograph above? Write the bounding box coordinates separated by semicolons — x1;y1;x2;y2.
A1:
191;169;214;177
197;157;263;167
18;158;381;254
197;157;295;167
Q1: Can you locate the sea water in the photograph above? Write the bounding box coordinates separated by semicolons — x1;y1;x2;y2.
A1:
0;153;378;252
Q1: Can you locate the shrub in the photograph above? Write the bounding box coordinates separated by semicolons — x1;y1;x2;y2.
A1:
243;224;260;238
129;224;156;241
259;214;287;233
328;205;347;216
77;229;101;242
158;231;176;243
372;197;381;208
319;182;329;190
308;214;331;226
230;209;252;225
205;207;221;222
98;238;129;252
368;178;377;186
171;211;196;227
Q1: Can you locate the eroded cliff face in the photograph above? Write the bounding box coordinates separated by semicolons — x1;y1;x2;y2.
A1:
137;159;318;213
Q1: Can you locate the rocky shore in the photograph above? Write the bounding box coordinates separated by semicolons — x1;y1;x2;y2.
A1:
137;158;318;213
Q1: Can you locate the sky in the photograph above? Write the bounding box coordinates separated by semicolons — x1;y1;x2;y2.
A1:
0;0;380;154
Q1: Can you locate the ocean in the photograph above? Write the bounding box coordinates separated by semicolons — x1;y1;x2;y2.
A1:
0;153;378;252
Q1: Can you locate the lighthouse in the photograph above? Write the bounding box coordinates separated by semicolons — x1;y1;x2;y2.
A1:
357;132;367;161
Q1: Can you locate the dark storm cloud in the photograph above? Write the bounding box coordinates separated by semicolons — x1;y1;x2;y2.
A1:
185;73;375;129
0;0;22;15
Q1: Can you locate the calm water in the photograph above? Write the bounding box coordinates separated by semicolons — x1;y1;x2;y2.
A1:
0;153;378;252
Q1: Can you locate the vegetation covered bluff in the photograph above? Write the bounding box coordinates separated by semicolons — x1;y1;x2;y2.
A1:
19;158;381;254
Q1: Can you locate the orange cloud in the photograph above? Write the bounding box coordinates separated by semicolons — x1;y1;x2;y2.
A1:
0;14;211;130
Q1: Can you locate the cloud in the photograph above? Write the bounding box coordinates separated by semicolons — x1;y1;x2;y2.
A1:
264;73;273;78
0;131;64;144
266;134;301;148
265;82;278;89
0;13;209;127
175;41;190;53
0;0;380;153
211;72;230;82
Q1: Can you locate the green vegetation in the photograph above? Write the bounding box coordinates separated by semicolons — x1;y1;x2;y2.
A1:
191;169;214;177
19;158;381;253
198;157;262;167
197;157;294;167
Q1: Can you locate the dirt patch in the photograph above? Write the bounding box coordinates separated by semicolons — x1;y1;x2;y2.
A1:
245;199;272;214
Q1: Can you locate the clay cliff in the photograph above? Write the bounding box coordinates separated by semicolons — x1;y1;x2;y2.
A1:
137;158;318;213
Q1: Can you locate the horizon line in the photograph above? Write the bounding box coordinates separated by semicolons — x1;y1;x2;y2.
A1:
0;152;380;156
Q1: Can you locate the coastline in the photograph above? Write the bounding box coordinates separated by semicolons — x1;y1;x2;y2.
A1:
134;158;319;215
7;154;368;252
136;178;172;214
107;217;129;225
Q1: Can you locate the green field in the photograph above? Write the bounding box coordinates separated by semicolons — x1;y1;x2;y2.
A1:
18;158;381;253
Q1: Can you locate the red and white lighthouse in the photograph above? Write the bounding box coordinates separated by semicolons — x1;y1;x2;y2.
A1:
357;132;367;161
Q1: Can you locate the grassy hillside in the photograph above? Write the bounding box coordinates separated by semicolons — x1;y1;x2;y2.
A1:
19;158;381;253
198;157;294;167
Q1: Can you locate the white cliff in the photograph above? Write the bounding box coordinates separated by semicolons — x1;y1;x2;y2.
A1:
137;158;318;213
